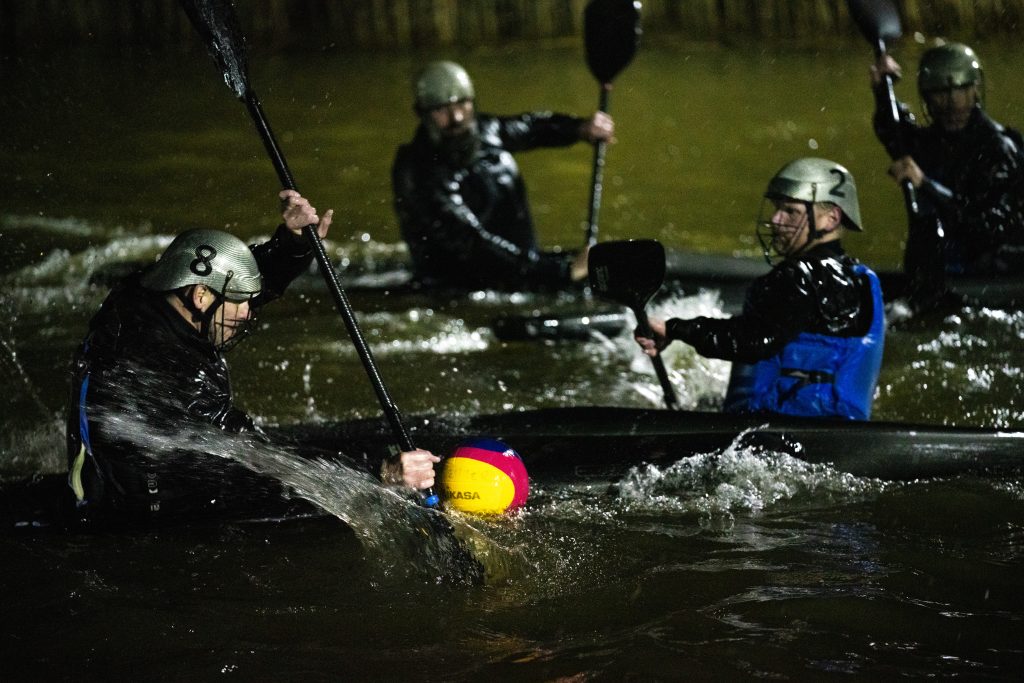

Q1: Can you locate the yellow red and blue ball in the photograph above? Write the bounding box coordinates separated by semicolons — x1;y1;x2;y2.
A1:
439;438;529;514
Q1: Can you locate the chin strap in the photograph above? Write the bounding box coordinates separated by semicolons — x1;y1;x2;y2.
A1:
176;286;222;343
804;200;824;244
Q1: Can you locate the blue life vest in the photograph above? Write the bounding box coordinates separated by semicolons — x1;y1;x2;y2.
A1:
724;264;885;420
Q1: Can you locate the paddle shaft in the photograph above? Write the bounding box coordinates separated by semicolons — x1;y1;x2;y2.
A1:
633;309;680;410
872;38;920;218
584;85;611;248
179;3;483;584
243;91;442;506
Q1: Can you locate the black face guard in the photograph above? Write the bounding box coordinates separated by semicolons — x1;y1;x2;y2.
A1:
920;80;984;126
212;292;257;352
177;279;258;352
756;198;818;266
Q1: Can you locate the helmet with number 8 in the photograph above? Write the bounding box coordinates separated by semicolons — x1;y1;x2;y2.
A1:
140;229;262;301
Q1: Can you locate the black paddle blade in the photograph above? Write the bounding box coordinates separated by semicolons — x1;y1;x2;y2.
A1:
422;510;486;585
179;0;250;98
847;0;902;46
588;239;665;310
584;0;642;85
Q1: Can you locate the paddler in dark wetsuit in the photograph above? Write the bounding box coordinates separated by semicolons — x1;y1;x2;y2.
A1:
392;60;614;290
870;42;1024;307
66;191;439;526
635;158;885;420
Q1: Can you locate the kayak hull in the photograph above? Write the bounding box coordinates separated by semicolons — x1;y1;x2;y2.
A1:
91;252;1024;343
272;406;1024;482
6;407;1019;529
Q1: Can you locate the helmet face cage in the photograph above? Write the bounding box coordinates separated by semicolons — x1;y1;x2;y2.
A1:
209;271;259;352
756;196;813;265
209;296;257;352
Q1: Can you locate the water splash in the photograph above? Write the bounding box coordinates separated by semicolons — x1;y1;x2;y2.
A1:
878;305;1024;427
0;294;64;470
0;418;65;476
323;315;491;356
613;427;890;519
601;290;734;409
92;395;525;586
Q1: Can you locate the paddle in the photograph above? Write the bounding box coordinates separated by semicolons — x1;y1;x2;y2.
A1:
178;0;482;581
847;0;919;219
582;0;641;248
177;0;424;489
588;239;680;410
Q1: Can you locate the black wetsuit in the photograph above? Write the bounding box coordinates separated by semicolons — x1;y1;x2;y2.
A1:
667;243;873;361
392;112;586;290
65;226;315;526
873;95;1024;290
665;242;884;419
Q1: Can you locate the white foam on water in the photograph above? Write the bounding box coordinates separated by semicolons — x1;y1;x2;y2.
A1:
604;289;735;409
612;427;891;520
323;316;491;356
2;213;107;237
329;237;409;274
0;418;65;476
2;226;170;313
885;305;1024;426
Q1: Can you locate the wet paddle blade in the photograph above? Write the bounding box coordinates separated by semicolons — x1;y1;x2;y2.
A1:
584;0;642;84
589;240;679;409
847;0;902;46
422;510;486;585
588;239;666;310
179;0;250;98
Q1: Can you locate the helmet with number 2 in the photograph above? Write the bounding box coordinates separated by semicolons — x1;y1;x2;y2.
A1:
140;229;262;301
763;157;863;232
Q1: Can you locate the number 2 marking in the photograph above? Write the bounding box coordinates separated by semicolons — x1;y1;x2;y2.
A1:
828;169;847;198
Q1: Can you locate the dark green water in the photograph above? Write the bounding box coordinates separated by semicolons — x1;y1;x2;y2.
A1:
2;39;1024;679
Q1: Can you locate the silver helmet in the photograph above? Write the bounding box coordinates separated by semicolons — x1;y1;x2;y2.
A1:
763;157;863;232
140;229;262;301
414;61;475;111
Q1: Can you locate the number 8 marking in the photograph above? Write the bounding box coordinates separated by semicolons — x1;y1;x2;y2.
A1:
190;245;217;276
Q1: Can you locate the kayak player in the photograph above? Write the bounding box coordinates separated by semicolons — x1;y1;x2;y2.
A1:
635;158;885;420
65;191;439;526
870;42;1024;306
392;60;614;290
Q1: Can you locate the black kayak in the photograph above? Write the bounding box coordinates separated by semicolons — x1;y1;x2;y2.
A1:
87;250;1024;341
492;252;1024;341
271;406;1024;483
5;406;1020;530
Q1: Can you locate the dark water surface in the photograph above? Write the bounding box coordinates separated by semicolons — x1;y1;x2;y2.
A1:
2;39;1024;679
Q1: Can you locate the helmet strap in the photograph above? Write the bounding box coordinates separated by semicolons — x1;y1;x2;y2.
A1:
805;201;823;244
782;201;822;260
200;298;223;345
176;286;221;342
